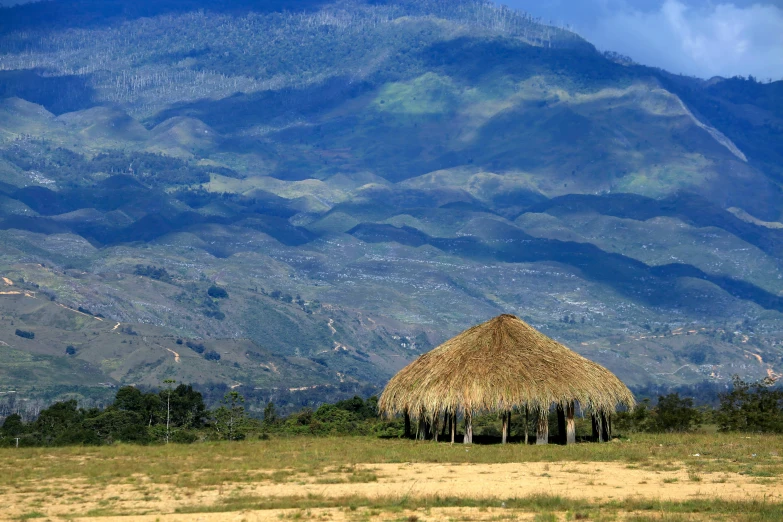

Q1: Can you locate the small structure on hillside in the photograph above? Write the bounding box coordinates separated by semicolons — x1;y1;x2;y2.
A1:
379;314;635;444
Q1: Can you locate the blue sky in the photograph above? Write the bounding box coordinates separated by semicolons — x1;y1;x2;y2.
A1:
502;0;783;80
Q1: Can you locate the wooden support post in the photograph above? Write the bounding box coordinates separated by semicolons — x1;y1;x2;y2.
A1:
450;412;456;443
592;412;604;442
463;410;473;444
556;405;567;445
442;410;449;438
432;413;439;442
566;401;576;445
536;408;549;445
404;410;411;439
417;414;427;440
601;411;610;442
501;410;509;444
524;406;529;445
507;411;512;442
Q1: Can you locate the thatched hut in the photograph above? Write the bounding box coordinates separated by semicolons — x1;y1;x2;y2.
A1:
379;314;635;444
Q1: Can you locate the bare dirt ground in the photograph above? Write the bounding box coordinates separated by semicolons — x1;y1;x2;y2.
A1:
3;461;781;521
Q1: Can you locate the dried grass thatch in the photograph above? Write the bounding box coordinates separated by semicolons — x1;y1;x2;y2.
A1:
379;314;634;420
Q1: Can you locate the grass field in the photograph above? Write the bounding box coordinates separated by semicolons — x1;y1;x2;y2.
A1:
2;433;783;521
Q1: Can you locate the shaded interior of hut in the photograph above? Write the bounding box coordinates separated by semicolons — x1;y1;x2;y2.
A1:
401;404;613;445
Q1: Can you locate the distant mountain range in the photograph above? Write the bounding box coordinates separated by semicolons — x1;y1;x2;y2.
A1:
1;0;782;413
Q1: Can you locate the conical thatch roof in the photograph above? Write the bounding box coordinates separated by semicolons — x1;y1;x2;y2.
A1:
379;314;634;420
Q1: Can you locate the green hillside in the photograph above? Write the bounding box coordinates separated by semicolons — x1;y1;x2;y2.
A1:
0;0;782;410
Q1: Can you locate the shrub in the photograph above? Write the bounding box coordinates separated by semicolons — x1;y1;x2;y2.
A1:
185;341;205;354
614;400;651;433
204;350;221;361
120;326;138;336
15;329;34;339
203;310;226;320
716;376;783;433
82;410;152;445
171;430;198;444
647;393;701;433
134;264;172;283
207;286;228;299
65;345;77;355
1;413;24;437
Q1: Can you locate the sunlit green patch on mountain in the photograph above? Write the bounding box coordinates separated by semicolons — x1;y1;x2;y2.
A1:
374;73;461;115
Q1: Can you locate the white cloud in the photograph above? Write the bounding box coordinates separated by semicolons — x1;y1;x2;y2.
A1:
502;0;783;80
599;0;783;78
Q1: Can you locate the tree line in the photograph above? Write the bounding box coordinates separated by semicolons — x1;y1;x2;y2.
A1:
616;376;783;434
0;383;396;447
1;375;782;447
0;383;244;446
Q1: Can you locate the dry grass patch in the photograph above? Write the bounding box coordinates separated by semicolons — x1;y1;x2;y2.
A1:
1;433;783;520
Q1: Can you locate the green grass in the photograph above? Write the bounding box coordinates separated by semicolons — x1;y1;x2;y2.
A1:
2;433;782;488
2;434;783;520
374;73;460;115
16;513;46;520
168;494;783;521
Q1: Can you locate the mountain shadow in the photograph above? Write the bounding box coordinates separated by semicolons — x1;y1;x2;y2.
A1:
0;0;332;33
527;192;783;259
148;76;373;139
0;70;96;114
349;222;783;313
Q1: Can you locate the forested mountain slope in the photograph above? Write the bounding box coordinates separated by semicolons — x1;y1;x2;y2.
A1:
0;0;782;410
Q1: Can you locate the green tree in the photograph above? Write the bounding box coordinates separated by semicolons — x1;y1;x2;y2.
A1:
648;394;701;433
208;286;229;299
82;410;151;444
1;413;25;437
141;392;163;426
34;400;82;439
167;384;207;429
113;386;162;426
311;404;363;435
31;400;101;445
334;395;378;420
212;391;249;441
614;399;651;433
262;401;278;427
716;376;783;433
114;386;145;413
162;379;176;443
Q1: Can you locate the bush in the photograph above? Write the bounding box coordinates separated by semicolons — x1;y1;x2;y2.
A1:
65;345;77;355
185;341;205;354
15;329;34;339
207;286;229;299
647;393;701;433
204;350;221;361
134;264;173;283
1;413;25;437
171;430;198;444
82;410;152;445
203;310;226;320
614;400;651;433
716;376;783;433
